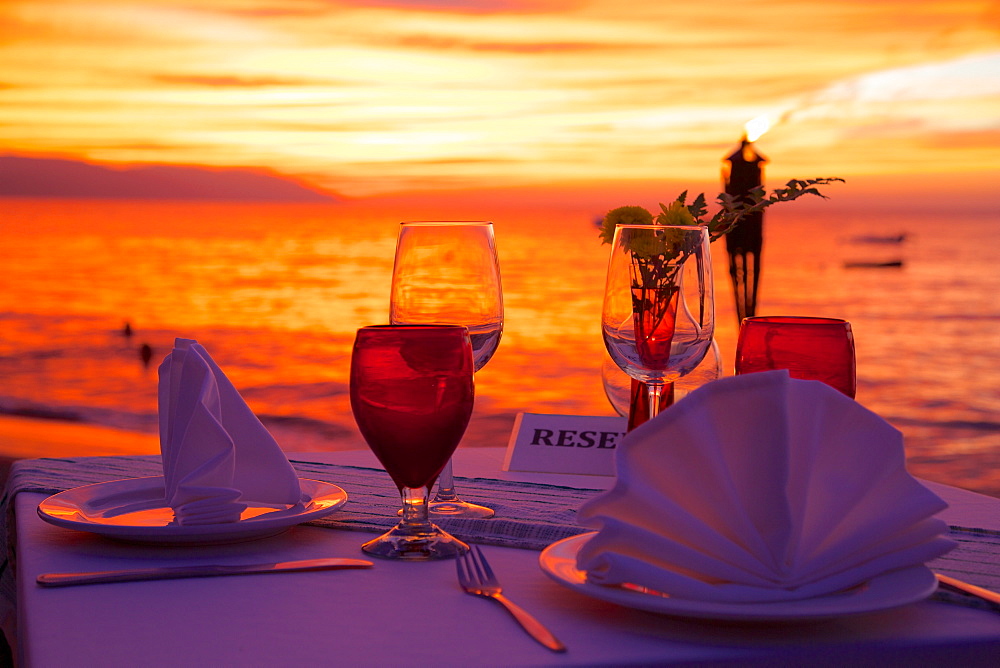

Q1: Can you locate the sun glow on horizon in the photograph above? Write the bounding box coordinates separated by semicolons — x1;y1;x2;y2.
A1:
0;0;998;199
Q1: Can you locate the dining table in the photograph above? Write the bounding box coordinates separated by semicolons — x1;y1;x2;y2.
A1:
2;439;999;667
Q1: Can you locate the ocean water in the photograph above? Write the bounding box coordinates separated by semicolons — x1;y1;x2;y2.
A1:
1;198;998;496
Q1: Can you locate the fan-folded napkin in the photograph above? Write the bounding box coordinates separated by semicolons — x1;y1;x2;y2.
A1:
576;370;955;602
158;338;303;525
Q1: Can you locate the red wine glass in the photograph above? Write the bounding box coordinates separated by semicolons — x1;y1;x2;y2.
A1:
735;316;856;397
350;325;474;560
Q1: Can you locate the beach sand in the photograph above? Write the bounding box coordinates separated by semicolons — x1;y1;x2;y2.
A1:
0;415;160;459
0;415;161;488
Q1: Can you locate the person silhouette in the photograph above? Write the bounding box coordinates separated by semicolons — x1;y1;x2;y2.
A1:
139;343;153;368
122;321;133;338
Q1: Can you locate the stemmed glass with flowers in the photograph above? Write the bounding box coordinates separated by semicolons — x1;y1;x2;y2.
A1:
350;325;474;560
389;221;502;518
602;224;715;422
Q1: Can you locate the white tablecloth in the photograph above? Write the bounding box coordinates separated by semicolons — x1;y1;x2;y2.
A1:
8;447;1000;667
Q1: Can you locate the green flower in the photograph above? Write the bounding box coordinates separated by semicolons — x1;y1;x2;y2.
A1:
599;205;653;245
655;200;696;227
626;227;667;259
624;226;697;260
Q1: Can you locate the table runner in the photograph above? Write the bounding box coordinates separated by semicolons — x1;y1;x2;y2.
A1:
2;455;998;613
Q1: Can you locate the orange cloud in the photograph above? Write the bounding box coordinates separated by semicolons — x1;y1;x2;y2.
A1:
0;0;997;203
152;74;320;87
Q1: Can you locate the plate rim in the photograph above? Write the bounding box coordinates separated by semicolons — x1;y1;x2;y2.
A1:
539;532;938;621
37;476;348;544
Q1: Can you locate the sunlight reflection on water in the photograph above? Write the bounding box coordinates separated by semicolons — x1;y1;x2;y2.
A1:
0;199;997;495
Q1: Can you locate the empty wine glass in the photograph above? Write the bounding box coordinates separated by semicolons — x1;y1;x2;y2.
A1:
390;221;502;518
350;325;474;560
735;316;856;397
602;224;714;422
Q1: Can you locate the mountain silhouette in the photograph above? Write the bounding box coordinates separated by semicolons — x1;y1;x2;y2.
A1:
0;155;336;201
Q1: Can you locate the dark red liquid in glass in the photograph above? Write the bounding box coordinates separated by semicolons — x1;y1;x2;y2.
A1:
632;285;679;371
350;326;474;490
736;316;856;398
627;379;674;431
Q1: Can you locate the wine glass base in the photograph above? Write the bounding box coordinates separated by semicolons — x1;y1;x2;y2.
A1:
361;522;469;560
428;500;495;519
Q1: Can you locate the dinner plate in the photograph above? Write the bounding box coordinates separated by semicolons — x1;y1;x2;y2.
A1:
37;477;348;545
539;533;938;622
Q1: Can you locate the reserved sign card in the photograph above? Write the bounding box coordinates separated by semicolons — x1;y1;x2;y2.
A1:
502;413;627;476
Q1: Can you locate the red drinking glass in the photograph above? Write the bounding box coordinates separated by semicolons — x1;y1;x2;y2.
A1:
735;316;856;398
350;325;474;559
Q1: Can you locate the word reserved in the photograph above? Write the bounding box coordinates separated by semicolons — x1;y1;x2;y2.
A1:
502;413;627;476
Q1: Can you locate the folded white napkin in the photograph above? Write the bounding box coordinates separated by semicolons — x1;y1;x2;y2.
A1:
158;338;303;525
576;370;955;602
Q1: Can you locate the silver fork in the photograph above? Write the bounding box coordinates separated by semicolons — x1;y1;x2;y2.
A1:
456;545;566;652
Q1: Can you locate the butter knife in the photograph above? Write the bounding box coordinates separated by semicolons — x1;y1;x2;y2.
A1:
37;558;373;587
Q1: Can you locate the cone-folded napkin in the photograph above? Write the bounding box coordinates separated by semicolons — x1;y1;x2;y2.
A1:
576;370;954;602
158;338;303;525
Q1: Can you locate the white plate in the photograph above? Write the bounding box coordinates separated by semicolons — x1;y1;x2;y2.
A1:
37;477;348;545
539;533;938;622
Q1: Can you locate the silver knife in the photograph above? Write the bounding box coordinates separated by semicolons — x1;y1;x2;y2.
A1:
935;573;1000;609
37;558;374;587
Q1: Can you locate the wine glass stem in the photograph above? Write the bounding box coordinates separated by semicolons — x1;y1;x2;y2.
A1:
432;459;459;503
647;382;665;420
400;486;434;529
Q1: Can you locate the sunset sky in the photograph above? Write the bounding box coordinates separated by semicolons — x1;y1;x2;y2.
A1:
1;0;998;205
